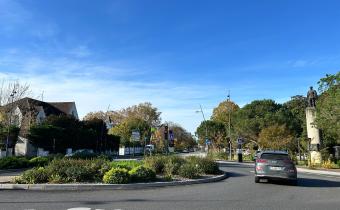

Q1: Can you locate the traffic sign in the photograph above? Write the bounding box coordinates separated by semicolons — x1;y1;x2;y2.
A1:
131;131;140;142
237;137;244;145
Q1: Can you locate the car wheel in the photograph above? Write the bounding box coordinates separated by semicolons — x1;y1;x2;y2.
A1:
255;176;260;183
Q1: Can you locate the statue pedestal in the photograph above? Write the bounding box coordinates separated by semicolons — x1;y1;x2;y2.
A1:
306;107;322;165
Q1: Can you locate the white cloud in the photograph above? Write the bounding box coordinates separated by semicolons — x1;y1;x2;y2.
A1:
0;52;222;133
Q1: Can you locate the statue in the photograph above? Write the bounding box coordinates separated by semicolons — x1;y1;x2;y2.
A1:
307;86;318;107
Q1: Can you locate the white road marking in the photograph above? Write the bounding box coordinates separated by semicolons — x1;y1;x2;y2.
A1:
250;171;255;173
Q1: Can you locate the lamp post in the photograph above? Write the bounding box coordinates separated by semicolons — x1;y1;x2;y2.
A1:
196;104;208;152
227;91;232;160
6;90;16;157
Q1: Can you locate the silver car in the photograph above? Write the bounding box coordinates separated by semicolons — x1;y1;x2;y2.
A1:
255;150;297;185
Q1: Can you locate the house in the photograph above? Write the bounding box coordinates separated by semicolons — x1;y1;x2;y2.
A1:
0;97;78;156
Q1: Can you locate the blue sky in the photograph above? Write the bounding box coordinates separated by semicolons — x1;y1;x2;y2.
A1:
0;0;339;133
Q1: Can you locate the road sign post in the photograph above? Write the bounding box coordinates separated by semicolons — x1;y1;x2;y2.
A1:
237;137;243;162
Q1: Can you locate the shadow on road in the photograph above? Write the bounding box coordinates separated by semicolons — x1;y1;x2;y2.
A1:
218;163;253;169
226;172;247;178
260;178;340;188
297;178;340;188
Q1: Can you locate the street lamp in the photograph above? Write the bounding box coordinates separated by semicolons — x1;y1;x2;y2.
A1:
6;90;16;157
227;91;232;160
196;104;208;151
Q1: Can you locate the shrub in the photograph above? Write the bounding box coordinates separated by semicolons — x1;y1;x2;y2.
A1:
45;159;97;183
186;156;220;175
111;160;143;171
322;159;339;169
0;156;29;169
207;151;228;160
90;158;111;181
103;168;130;184
144;156;166;174
16;167;49;184
67;151;97;159
64;165;96;183
129;165;156;182
164;156;185;178
48;174;66;184
29;157;50;167
178;163;202;179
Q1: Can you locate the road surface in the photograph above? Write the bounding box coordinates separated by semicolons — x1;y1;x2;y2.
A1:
0;162;339;210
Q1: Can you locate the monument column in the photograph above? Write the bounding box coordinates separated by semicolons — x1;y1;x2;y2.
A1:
306;107;322;165
306;86;322;165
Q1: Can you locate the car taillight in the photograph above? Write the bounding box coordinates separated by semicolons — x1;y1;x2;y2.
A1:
256;159;268;163
256;165;264;171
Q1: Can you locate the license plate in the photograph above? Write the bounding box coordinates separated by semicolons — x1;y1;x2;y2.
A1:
270;166;283;171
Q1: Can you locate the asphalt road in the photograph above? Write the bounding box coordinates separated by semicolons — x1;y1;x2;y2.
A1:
0;162;339;210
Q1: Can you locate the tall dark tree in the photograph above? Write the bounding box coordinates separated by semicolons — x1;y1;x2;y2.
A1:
316;72;340;147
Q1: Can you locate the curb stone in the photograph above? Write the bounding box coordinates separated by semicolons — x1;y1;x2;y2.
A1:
0;173;227;191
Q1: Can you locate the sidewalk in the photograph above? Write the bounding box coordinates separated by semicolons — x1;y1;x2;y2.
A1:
296;167;340;177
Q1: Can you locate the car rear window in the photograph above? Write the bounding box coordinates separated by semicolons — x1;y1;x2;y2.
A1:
260;153;289;160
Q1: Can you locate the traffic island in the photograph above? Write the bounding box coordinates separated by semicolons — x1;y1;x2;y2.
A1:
0;173;227;190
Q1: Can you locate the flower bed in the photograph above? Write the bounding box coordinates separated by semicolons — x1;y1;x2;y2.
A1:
14;156;222;184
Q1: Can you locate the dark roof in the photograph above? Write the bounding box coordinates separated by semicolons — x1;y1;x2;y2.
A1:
48;102;75;115
0;97;67;117
16;97;65;116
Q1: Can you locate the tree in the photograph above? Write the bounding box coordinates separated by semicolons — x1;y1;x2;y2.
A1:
258;124;295;152
84;102;161;128
316;72;340;147
28;115;120;153
0;80;31;107
196;120;227;151
211;100;239;125
28;115;81;153
283;95;309;154
233;99;283;143
108;117;150;147
0;125;20;150
167;122;196;151
0;80;31;154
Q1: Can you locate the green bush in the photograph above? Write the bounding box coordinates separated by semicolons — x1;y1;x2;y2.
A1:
207;151;228;160
144;156;166;174
91;158;111;181
45;159;97;183
178;163;202;179
186;156;220;175
129;165;156;182
0;156;29;169
64;165;96;182
67;151;97;159
103;168;130;184
29;157;50;167
111;160;142;171
164;156;185;178
16;167;49;184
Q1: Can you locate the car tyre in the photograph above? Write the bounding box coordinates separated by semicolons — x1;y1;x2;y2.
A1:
255;176;260;183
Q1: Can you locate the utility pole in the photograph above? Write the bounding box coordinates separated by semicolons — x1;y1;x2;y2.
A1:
196;105;208;152
227;90;232;160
